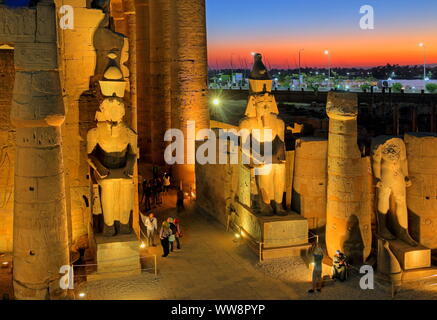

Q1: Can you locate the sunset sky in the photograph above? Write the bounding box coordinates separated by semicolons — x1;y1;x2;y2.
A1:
206;0;437;69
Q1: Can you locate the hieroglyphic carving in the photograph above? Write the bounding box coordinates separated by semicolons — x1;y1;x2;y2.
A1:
0;7;36;43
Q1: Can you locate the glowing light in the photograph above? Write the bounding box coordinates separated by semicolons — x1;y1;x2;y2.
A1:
425;77;430;81
419;42;424;47
212;98;220;106
324;50;329;55
140;242;146;249
78;292;86;298
234;233;241;239
251;52;256;56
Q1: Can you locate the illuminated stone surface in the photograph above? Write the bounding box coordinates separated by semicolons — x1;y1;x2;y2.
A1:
405;133;437;250
87;56;138;235
325;92;372;263
3;1;70;299
292;137;328;230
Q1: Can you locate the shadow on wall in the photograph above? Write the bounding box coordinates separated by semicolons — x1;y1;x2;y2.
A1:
342;214;365;265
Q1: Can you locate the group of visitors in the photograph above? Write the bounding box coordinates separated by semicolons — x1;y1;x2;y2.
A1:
159;217;182;257
309;244;349;294
141;172;171;211
140;212;182;258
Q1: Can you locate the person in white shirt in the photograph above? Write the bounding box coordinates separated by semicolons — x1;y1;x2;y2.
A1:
141;212;158;247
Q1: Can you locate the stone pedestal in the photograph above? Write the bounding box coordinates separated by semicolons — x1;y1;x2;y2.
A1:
388;239;431;271
236;201;310;260
88;234;141;281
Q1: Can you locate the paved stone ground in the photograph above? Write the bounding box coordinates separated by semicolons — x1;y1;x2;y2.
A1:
76;190;437;300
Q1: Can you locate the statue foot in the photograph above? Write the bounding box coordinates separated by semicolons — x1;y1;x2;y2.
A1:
258;201;274;216
273;201;287;216
377;212;396;240
397;228;418;247
119;223;131;234
103;224;116;237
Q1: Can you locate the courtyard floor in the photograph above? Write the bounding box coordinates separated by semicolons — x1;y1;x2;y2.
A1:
76;191;437;300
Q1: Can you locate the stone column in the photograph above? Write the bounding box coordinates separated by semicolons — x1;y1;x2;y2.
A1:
149;0;172;165
11;1;69;299
325;92;372;263
135;0;152;165
170;0;210;190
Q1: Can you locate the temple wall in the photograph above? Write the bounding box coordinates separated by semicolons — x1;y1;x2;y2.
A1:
292;137;327;230
0;49;15;252
195;138;239;227
56;0;104;246
405;133;437;250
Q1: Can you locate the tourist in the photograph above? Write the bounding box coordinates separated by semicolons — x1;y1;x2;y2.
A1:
159;221;172;257
176;187;185;212
149;179;156;208
308;243;324;293
173;218;182;249
141;212;158;247
163;173;171;193
167;217;177;252
332;250;349;282
155;178;163;205
142;179;152;211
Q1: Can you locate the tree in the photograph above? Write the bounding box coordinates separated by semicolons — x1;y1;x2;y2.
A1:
392;82;403;93
426;83;437;93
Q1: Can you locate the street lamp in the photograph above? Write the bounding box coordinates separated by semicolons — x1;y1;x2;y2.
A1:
298;49;304;88
419;43;427;81
324;50;331;88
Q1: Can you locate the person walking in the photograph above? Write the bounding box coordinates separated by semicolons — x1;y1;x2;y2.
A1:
155;178;163;205
176;187;185;212
168;217;177;252
142;180;152;211
173;218;182;249
159;221;172;257
149;179;156;208
141;212;158;247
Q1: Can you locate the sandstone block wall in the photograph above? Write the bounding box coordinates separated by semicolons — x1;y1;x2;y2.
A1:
405;133;437;250
292;137;327;230
56;0;104;245
0;49;15;253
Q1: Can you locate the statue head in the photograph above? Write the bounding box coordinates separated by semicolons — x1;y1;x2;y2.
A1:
249;53;271;80
95;97;125;123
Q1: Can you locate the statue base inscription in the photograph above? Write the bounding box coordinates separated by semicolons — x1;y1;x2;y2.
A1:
88;233;141;281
